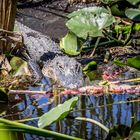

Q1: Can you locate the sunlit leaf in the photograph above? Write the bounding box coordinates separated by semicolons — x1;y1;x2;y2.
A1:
67;7;108;18
60;32;81;56
38;97;78;128
127;56;140;70
125;8;140;22
66;7;115;39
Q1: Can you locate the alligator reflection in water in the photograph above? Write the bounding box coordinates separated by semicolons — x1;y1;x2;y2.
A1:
0;93;140;139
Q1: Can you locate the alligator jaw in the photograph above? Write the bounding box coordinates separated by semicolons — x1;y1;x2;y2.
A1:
42;56;84;89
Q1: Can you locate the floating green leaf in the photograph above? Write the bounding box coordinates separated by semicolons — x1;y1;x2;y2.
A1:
38;97;78;128
125;8;140;22
66;7;115;39
127;56;140;70
60;32;81;56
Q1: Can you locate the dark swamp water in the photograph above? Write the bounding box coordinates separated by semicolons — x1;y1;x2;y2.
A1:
0;92;140;139
0;1;140;139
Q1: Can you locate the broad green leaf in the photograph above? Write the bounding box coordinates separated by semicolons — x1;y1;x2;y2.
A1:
126;0;140;5
66;7;115;39
10;57;30;76
67;7;108;18
127;56;140;70
125;8;140;22
38;97;78;128
60;32;81;56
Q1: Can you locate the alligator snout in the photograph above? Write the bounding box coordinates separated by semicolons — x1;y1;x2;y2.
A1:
42;56;84;89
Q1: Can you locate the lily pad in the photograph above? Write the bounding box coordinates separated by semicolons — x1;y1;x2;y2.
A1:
125;8;140;22
38;96;78;128
60;32;81;56
66;7;115;39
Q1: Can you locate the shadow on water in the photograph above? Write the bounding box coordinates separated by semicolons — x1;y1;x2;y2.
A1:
0;92;140;139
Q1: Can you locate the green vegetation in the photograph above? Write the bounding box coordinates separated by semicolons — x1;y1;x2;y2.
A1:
38;96;78;128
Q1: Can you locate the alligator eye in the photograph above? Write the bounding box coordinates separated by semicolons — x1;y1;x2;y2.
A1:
58;65;63;69
57;63;64;73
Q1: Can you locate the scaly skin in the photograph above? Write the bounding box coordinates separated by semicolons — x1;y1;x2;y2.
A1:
16;21;84;89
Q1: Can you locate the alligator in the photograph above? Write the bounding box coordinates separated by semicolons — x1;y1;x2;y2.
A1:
16;21;84;89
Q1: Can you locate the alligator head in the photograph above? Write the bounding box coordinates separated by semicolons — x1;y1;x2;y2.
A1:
42;55;84;89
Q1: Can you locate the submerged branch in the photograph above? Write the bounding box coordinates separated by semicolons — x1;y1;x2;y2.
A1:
8;90;47;95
